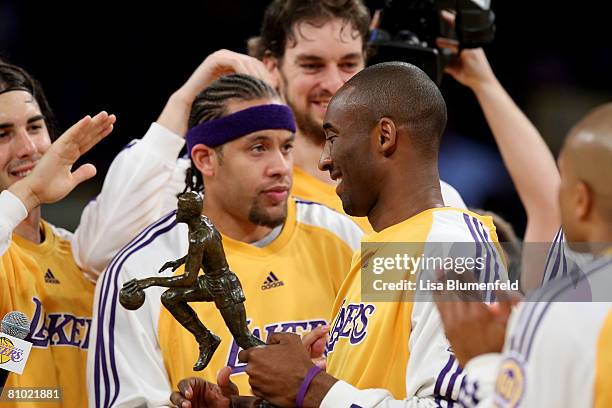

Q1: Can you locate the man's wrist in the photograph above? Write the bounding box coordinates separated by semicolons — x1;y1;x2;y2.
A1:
470;75;502;96
8;180;39;212
303;371;338;408
172;87;197;108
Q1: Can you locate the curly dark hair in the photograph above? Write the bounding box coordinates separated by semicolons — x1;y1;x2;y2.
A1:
247;0;370;61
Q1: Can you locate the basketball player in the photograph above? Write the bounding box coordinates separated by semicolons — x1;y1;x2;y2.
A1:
0;60;195;407
88;74;363;407
170;63;507;408
437;103;612;408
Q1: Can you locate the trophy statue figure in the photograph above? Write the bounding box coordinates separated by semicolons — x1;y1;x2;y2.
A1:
119;191;264;371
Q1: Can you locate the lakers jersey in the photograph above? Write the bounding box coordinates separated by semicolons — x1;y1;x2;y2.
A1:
322;208;506;407
89;198;363;407
0;121;193;408
0;221;94;408
292;166;468;233
460;251;612;408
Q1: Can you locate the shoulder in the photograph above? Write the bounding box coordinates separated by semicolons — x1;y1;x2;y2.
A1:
48;224;74;242
510;257;612;359
426;209;495;243
294;198;363;251
440;180;467;209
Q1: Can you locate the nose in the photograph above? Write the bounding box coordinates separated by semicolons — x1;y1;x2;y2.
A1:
12;128;37;159
319;65;345;95
266;148;292;179
318;140;332;172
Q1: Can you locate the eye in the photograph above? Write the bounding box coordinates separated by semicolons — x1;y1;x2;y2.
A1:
28;124;43;133
251;144;266;153
282;142;294;153
326;135;338;145
340;62;359;71
300;63;323;73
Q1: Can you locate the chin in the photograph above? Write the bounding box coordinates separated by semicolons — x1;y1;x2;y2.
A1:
340;196;368;218
248;204;288;228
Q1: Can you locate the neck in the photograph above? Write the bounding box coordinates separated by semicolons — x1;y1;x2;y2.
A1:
585;219;612;255
368;169;444;232
14;206;42;244
293;130;332;184
202;198;276;243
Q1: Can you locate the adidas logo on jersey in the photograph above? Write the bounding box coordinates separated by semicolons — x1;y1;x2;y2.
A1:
44;269;60;284
261;272;284;290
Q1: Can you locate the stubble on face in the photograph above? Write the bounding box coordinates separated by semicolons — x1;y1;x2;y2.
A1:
248;194;288;228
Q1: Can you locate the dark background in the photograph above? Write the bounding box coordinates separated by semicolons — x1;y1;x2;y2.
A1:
1;1;610;234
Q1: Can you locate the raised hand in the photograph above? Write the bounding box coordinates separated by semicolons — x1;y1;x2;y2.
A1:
435;10;496;89
434;269;521;367
179;49;276;102
158;50;276;137
9;111;116;211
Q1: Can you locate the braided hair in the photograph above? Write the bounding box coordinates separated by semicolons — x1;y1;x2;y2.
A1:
184;73;279;193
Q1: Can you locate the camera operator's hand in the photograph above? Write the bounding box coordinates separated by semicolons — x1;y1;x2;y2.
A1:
436;10;497;90
443;47;497;91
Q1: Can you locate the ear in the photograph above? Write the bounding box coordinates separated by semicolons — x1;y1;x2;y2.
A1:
575;181;593;221
263;52;282;91
191;144;218;177
377;117;398;157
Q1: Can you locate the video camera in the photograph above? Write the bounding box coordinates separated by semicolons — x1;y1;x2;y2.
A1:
367;0;496;84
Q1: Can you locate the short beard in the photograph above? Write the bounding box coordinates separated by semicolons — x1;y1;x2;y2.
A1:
281;76;326;146
248;197;288;228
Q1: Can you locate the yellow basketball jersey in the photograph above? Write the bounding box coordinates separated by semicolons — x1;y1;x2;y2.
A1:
291;166;373;232
0;221;94;408
326;208;502;399
595;308;612;408
158;199;359;394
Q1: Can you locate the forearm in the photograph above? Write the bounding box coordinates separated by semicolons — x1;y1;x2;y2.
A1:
472;78;560;241
458;353;501;408
319;380;443;408
303;372;339;408
0;190;29;256
156;91;194;138
73;123;185;279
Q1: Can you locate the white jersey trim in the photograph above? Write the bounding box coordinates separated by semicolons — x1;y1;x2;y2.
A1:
294;199;362;252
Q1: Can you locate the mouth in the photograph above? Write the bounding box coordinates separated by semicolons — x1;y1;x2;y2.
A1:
261;186;290;204
9;164;36;178
329;169;343;182
310;99;331;113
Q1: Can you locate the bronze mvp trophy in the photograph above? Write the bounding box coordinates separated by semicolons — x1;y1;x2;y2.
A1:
120;192;274;408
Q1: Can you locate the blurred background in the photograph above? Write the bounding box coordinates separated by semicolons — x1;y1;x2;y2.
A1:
1;0;610;234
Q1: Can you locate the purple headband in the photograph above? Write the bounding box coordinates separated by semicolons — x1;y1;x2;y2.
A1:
186;104;296;157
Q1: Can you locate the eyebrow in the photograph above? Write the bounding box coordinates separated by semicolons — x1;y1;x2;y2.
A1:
295;53;363;63
28;115;45;124
0;114;45;129
246;133;296;143
323;123;334;130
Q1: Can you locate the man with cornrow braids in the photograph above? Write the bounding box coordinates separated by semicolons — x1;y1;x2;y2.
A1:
88;72;363;407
